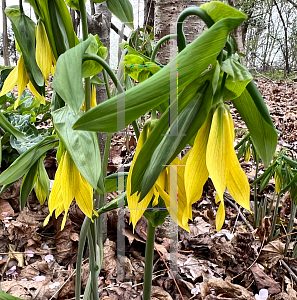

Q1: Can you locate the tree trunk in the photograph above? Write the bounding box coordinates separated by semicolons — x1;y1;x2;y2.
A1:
90;1;95;15
2;0;10;66
144;0;155;29
154;0;209;64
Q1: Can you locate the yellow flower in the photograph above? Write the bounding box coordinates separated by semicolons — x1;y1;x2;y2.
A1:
44;150;95;230
0;55;45;108
127;122;191;231
185;103;251;231
155;154;192;232
36;21;56;82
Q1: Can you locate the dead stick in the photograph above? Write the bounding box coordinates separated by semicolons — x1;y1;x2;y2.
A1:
224;195;254;231
280;259;297;284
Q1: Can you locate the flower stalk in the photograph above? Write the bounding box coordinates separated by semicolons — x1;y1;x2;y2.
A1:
143;222;156;300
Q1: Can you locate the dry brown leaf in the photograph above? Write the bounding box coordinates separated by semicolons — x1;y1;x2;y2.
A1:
151;286;173;300
259;240;285;268
250;263;281;295
102;238;117;279
200;274;254;299
8;244;24;267
0;199;14;221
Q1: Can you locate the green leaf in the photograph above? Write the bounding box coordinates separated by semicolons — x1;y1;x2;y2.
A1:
101;172;129;194
20;160;38;209
246;80;275;128
65;0;86;10
106;0;134;29
232;89;277;167
74;16;245;133
52;37;92;114
124;55;161;82
37;157;50;199
92;0;106;3
8;114;46;154
53;0;78;49
91;75;105;85
0;135;59;186
201;1;247;22
97;192;126;215
5;6;44;94
0;112;25;140
52;106;101;189
0;292;26;300
221;56;252;82
139;82;213;200
131;75;212;195
144;198;169;227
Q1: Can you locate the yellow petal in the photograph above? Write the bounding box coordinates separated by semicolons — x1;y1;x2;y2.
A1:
75;172;93;219
226;111;250;211
185;112;212;206
0;66;18;97
15;55;29;109
48;152;65;214
36;21;54;80
215;194;225;231
35;178;47;205
91;84;97;108
60;151;77;215
28;81;45;105
206;104;228;201
43;214;51;227
127;124;153;228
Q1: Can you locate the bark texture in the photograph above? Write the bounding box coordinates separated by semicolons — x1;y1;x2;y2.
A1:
154;0;209;64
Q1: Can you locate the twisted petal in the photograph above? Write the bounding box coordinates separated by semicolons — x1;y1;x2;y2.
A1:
28;81;45;105
75;173;94;219
157;155;190;232
206;104;228;201
226;111;250;211
185;111;212;207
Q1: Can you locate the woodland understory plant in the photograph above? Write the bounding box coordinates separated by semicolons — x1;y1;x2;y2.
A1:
0;0;283;299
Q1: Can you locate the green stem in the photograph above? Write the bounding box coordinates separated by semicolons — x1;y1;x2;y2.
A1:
82;276;92;300
269;192;281;242
83;54;124;93
143;222;156;300
19;0;24;13
132;120;140;139
268;189;276;216
87;228;99;300
79;0;91;111
103;69;111;99
254;157;260;227
75;217;91;300
83;54;140;138
285;199;297;256
177;7;214;52
151;34;177;62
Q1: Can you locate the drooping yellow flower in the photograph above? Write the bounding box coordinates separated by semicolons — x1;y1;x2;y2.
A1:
0;55;45;108
36;21;56;82
185;103;251;231
155;154;192;232
127;122;191;231
44;150;95;230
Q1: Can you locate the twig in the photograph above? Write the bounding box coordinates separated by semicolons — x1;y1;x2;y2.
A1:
224;195;254;231
141;230;185;300
280;259;297;284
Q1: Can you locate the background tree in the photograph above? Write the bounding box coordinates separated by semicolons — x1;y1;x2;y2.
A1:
2;0;10;66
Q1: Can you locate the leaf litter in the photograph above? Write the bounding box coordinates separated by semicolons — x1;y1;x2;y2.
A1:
0;77;297;299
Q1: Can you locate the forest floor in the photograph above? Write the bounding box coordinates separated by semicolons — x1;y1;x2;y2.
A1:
0;77;297;300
